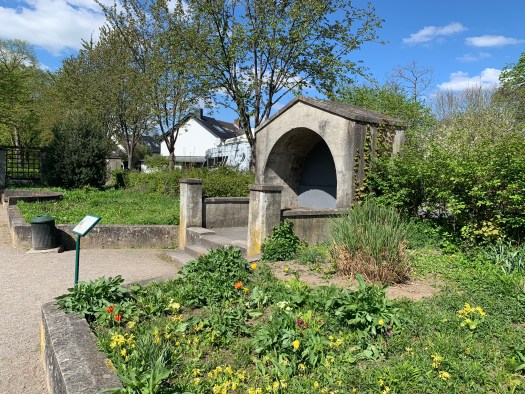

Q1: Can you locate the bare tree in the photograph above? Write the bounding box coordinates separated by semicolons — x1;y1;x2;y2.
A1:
388;60;433;102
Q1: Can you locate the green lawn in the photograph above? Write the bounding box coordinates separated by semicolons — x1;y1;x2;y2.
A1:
16;188;180;225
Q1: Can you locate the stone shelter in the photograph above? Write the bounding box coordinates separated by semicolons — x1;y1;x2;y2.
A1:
255;96;406;209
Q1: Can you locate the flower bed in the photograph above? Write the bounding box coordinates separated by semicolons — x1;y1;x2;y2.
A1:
56;248;525;393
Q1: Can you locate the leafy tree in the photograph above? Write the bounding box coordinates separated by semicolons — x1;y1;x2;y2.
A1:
333;82;434;133
43;112;110;189
496;51;525;126
51;29;153;170
0;39;52;147
187;0;383;167
96;0;210;170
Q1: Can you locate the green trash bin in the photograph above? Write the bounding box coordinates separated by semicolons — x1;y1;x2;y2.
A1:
31;216;57;250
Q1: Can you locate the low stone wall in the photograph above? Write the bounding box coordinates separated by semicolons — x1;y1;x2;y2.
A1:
41;302;122;394
7;205;179;250
203;197;249;228
282;208;346;245
2;190;63;206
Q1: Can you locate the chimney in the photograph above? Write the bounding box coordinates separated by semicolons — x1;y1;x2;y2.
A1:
233;119;240;128
193;108;203;119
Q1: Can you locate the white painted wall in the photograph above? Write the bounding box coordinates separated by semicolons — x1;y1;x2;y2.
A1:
160;118;222;159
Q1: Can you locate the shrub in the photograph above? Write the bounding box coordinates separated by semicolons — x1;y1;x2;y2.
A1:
43;113;110;189
330;200;411;284
142;154;169;172
369;104;525;244
120;166;255;197
261;221;301;262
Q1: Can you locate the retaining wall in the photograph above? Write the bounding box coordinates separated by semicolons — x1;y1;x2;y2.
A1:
41;302;122;393
282;208;346;245
7;205;179;250
203;197;249;228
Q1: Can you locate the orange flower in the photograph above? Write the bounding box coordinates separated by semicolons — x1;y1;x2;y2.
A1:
106;305;114;314
234;281;243;289
115;314;122;322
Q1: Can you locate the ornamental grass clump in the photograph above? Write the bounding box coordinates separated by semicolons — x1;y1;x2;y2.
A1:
330;200;411;284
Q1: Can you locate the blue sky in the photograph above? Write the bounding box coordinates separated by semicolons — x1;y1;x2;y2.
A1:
1;0;524;120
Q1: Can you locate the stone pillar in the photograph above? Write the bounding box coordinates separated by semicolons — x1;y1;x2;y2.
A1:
179;178;203;250
0;148;6;193
247;184;283;256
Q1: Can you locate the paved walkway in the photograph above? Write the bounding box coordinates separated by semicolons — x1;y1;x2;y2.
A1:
0;207;181;394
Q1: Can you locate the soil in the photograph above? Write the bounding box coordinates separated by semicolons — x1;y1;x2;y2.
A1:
269;260;443;301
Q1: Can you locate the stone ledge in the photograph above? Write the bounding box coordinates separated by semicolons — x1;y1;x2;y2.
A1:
282;208;346;217
204;197;249;204
2;190;63;206
41;302;122;394
7;205;179;250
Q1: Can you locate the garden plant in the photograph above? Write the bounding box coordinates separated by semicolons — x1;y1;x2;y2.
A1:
57;242;525;393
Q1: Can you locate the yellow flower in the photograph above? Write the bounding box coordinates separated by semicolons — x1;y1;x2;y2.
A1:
120;348;127;357
438;370;451;381
284;267;289;272
378;319;384;326
232;381;238;390
251;263;257;270
293;339;300;350
314;381;320;389
126;321;136;329
193;377;202;385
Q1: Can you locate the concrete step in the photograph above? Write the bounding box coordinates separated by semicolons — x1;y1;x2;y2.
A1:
164;250;195;266
230;239;247;253
185;244;209;258
186;227;215;245
198;234;237;250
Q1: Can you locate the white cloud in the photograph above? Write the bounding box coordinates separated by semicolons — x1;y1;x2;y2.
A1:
465;35;524;47
456;52;491;63
403;22;466;44
0;0;110;54
437;68;501;91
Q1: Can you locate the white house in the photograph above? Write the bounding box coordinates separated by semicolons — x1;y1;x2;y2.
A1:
160;109;247;168
205;135;251;171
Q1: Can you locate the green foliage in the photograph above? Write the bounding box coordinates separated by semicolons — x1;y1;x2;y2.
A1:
334;82;434;133
483;240;525;274
178;247;251;306
142;155;169;172
56;276;130;322
370;99;525;244
43;113;110;189
262;221;301;262
330;200;411;284
296;244;329;270
0;38;52;148
16;187;179;225
497;51;525;126
121;166;254;197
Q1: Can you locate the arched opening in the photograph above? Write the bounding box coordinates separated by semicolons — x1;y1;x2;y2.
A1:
263;128;337;208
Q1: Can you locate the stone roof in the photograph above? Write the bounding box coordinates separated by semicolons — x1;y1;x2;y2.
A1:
257;96;407;131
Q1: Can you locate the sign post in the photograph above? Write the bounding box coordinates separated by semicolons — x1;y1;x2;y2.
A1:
71;215;101;286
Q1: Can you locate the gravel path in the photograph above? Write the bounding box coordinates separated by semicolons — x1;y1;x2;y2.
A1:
0;207;181;394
